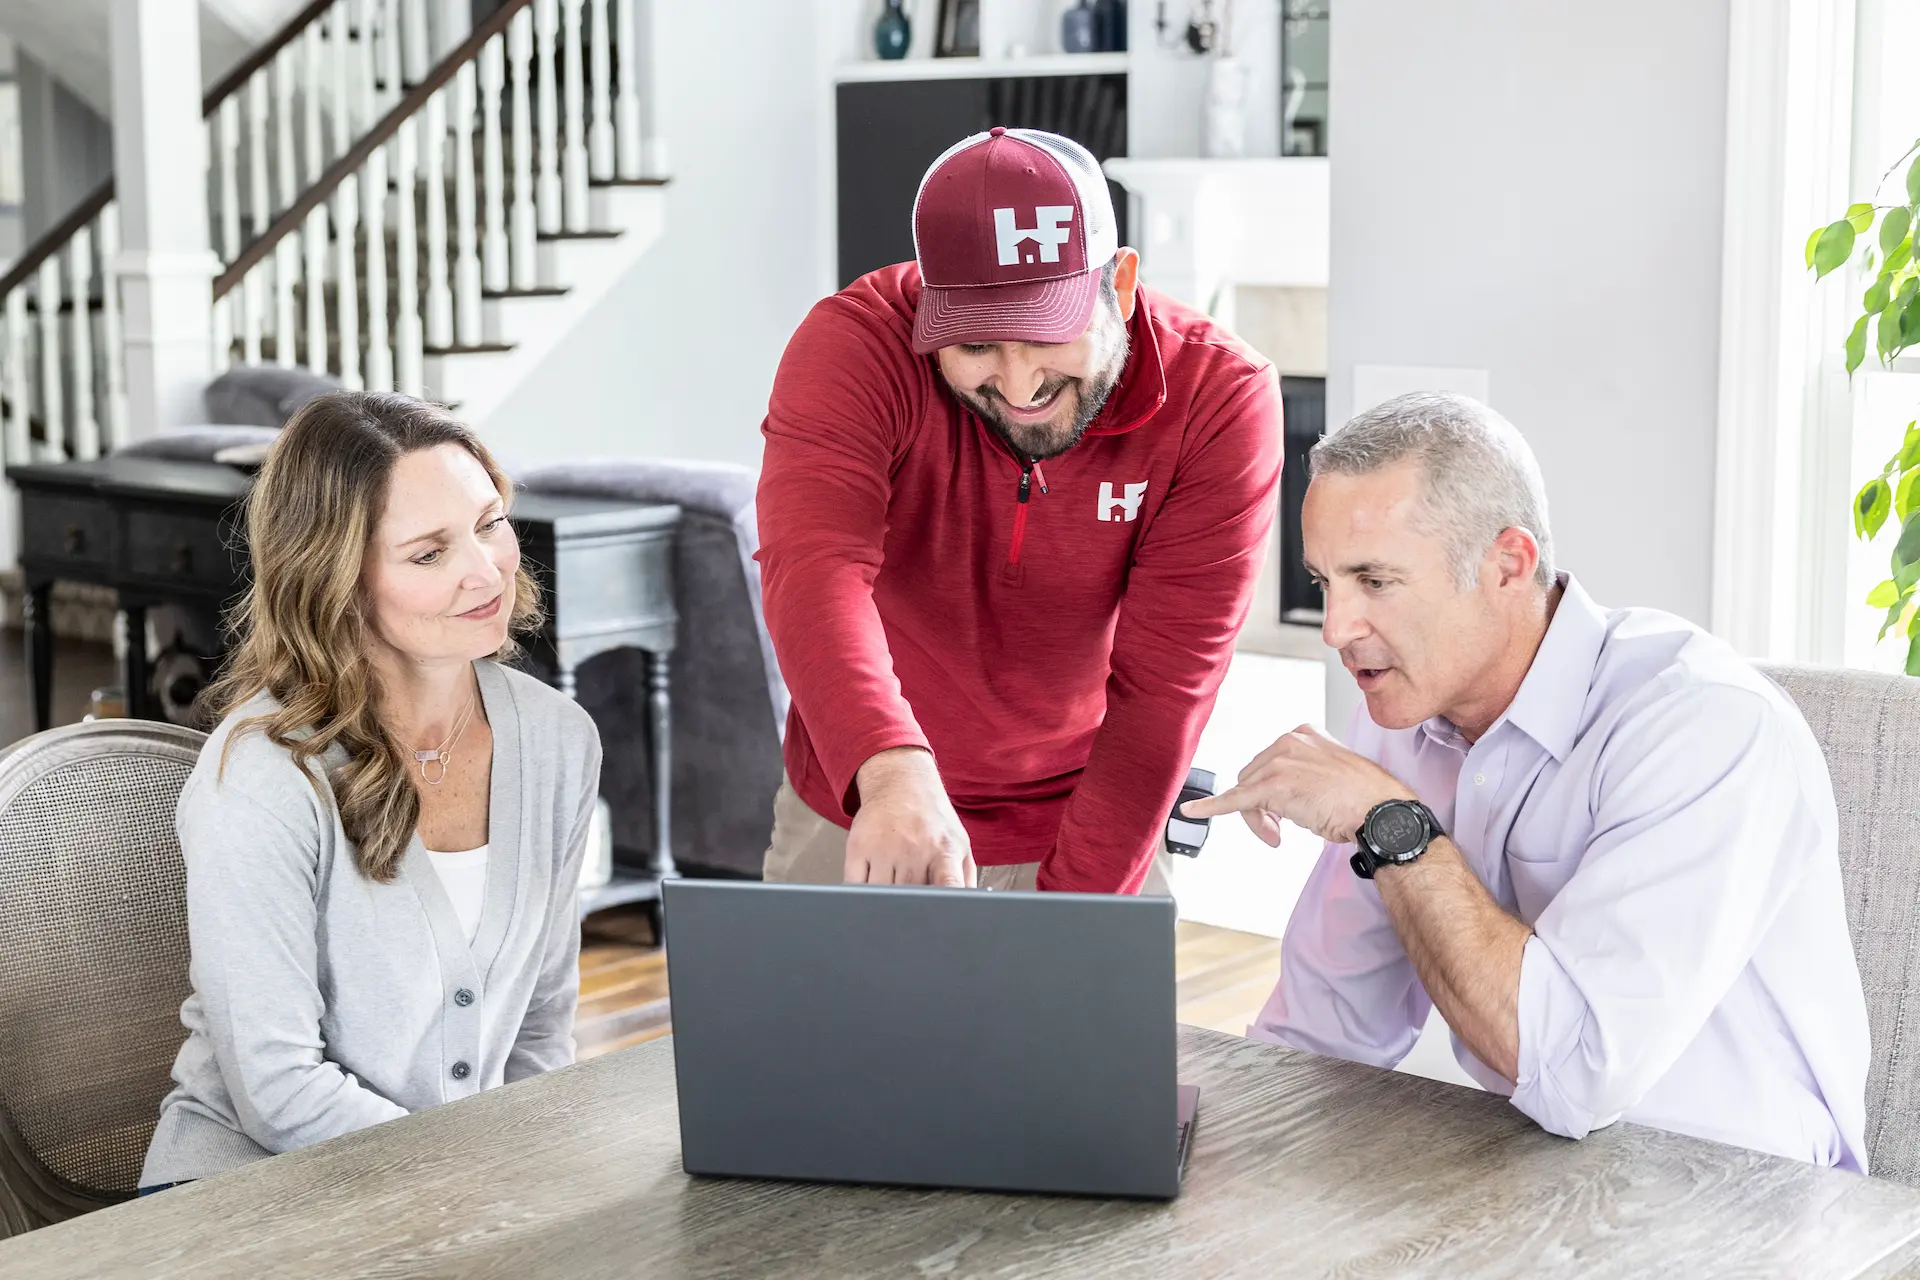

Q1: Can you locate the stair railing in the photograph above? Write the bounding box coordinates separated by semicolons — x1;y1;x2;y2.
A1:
211;0;661;400
0;0;451;473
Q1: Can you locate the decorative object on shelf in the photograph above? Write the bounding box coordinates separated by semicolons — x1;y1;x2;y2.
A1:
936;0;980;56
1202;52;1248;158
1093;0;1129;51
875;0;912;60
1810;139;1920;669
1062;0;1097;53
1280;0;1330;157
1154;0;1217;53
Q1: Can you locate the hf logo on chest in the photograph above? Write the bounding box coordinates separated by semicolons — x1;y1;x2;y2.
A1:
1099;482;1148;523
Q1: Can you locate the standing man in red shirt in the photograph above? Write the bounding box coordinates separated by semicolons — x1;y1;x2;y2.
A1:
757;127;1283;894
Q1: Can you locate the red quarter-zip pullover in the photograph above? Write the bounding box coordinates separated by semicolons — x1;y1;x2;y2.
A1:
756;263;1283;893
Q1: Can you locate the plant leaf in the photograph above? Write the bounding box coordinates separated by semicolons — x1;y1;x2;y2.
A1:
1887;206;1915;254
1813;220;1857;277
1882;597;1907;642
1882;297;1906;359
1859;476;1893;538
1906;631;1920;676
1898;556;1920;591
1905;291;1920;349
1909;153;1920;205
1807;225;1827;268
1896;511;1920;566
1902;422;1920;471
1898;468;1920;522
1891;239;1916;274
1868;579;1901;607
1847;313;1871;373
1867;272;1895;315
1848;202;1877;233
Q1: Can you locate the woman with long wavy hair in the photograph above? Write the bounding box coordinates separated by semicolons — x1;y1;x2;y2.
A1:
140;392;602;1192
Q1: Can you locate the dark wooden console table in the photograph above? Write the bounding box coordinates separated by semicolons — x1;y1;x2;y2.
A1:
6;455;681;914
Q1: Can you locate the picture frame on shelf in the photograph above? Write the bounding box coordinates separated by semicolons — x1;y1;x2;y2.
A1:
936;0;981;56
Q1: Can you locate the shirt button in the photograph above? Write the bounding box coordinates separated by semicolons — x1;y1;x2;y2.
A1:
1474;773;1486;786
454;988;475;1007
451;1061;471;1081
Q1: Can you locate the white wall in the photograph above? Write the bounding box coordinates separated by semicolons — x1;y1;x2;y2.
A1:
480;2;827;469
1327;1;1731;626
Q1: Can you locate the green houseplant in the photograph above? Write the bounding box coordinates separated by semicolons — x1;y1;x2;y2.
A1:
1812;140;1920;670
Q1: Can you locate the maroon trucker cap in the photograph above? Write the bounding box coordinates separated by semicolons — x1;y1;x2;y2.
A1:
910;127;1120;355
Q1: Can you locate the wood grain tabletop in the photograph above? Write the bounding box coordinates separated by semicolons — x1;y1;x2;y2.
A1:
5;1026;1918;1279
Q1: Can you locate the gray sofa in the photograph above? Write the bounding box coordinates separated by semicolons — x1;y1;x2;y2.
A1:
517;460;785;880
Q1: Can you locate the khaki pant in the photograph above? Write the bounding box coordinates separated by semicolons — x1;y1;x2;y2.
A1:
762;776;1175;896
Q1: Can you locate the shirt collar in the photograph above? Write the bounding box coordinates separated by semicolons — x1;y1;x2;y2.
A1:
1494;573;1608;762
1417;573;1607;762
1083;288;1169;438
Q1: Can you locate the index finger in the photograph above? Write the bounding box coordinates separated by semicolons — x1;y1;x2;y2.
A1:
1181;784;1262;820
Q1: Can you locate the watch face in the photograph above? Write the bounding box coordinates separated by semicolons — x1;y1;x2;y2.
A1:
1369;802;1429;858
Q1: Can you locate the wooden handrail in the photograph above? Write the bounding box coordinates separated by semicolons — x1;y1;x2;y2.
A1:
0;0;350;303
200;0;340;115
213;0;537;300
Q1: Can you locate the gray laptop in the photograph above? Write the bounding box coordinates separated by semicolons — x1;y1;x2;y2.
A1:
662;880;1199;1200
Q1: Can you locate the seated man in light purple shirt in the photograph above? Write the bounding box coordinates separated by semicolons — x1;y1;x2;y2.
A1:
1185;390;1871;1171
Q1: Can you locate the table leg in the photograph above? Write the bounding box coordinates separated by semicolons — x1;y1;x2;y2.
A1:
24;581;52;733
123;605;150;722
649;650;676;881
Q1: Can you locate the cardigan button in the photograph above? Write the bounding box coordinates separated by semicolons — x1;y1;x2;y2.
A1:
454;988;475;1007
451;1061;471;1081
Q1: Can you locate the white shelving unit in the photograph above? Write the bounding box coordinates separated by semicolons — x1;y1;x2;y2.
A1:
832;52;1131;84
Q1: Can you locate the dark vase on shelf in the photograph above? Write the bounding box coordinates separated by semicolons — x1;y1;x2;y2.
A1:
1061;0;1096;53
1092;0;1127;51
875;0;911;60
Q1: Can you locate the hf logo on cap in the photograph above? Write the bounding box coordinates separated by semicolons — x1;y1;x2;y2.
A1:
995;206;1076;266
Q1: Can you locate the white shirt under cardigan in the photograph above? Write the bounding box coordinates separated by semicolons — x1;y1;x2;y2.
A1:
1252;575;1872;1172
141;659;602;1186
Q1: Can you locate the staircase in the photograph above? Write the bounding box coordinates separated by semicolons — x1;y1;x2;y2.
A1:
0;0;667;517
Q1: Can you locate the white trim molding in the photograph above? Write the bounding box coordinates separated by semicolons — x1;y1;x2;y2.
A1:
1711;0;1859;661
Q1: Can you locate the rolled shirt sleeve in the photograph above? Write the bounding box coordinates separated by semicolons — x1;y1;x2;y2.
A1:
1510;684;1820;1139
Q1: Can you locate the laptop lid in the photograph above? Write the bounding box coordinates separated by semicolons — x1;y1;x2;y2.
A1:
663;880;1181;1199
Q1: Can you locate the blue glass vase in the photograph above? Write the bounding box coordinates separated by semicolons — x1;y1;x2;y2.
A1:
875;0;911;60
1061;0;1096;53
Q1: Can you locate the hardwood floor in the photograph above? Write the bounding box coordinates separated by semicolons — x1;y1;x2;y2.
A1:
574;909;1283;1059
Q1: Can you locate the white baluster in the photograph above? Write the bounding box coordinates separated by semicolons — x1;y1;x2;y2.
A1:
588;0;612;181
274;237;299;368
3;290;27;469
66;226;98;459
352;0;377;139
330;3;353;160
248;70;272;238
378;0;405;109
423;88;453;349
36;258;64;458
303;24;326;185
453;63;482;346
480;33;508;294
212;292;235;375
218;96;243;264
401;0;430;86
96;205;128;450
304;207;329;372
534;0;561;236
560;0;588;231
509;8;537;289
614;0;641;178
363;146;393;391
335;173;362;389
275;47;299;214
241;259;265;367
393;123;424;394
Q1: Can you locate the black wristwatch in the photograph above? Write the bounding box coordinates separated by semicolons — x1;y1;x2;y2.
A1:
1349;799;1442;880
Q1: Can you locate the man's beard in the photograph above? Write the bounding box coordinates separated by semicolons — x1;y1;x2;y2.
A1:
952;307;1130;462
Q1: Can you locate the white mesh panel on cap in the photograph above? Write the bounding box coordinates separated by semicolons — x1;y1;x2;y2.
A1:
1005;129;1118;269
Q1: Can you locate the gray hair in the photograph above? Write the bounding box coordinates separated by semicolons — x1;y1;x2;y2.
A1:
1308;392;1555;590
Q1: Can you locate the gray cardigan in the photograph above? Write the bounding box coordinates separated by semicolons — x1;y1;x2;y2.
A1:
141;660;602;1185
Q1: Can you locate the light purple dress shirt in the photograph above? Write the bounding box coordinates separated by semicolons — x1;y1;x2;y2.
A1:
1253;575;1872;1172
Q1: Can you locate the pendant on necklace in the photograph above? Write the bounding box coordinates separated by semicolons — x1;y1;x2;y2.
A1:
415;749;450;785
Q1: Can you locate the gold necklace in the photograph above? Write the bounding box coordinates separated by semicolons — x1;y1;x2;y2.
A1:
410;688;477;786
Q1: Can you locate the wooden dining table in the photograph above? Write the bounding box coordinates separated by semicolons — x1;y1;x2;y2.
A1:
5;1026;1920;1279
